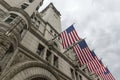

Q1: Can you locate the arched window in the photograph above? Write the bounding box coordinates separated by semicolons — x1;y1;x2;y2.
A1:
5;13;17;24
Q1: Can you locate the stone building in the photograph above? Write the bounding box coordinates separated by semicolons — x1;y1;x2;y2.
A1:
0;0;101;80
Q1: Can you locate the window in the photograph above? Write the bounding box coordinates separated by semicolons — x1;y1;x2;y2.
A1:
21;3;29;9
53;42;58;48
34;17;37;21
5;18;13;23
6;45;13;53
79;75;82;80
20;23;27;38
46;50;52;63
71;68;75;79
36;44;44;56
36;6;39;11
38;21;40;24
58;37;60;40
29;0;34;3
20;29;23;35
54;34;57;37
36;20;40;27
31;14;34;18
75;72;78;80
82;68;86;72
50;30;53;33
53;55;58;68
5;13;17;24
0;66;1;72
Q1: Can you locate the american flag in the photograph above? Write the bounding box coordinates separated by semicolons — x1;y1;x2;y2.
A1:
87;60;105;74
60;25;80;48
94;66;106;75
73;40;93;65
87;51;106;75
99;68;115;80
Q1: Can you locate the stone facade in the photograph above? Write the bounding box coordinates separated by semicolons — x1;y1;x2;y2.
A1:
0;0;101;80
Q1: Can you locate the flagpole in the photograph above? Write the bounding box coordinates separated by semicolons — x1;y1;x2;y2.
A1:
63;39;84;54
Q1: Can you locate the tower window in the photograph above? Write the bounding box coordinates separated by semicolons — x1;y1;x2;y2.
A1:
46;50;52;63
21;3;29;9
36;44;44;56
53;55;58;68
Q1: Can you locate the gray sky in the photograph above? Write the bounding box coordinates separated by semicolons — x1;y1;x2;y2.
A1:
40;0;120;80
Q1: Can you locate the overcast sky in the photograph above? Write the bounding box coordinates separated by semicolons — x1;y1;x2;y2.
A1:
39;0;120;80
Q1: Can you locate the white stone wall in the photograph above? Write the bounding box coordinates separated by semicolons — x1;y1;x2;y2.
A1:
44;24;54;40
20;31;39;54
59;57;72;78
41;5;61;33
0;5;8;12
20;31;72;79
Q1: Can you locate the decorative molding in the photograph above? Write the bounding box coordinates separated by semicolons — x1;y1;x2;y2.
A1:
0;61;60;80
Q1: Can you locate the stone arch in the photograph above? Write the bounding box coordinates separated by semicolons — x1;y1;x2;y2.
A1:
1;61;60;80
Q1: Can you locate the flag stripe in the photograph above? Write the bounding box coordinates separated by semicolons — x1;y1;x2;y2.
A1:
60;25;80;48
74;47;83;64
73;45;85;64
73;30;80;40
73;40;95;65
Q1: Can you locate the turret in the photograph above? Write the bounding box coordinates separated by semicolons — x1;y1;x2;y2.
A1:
0;0;43;71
